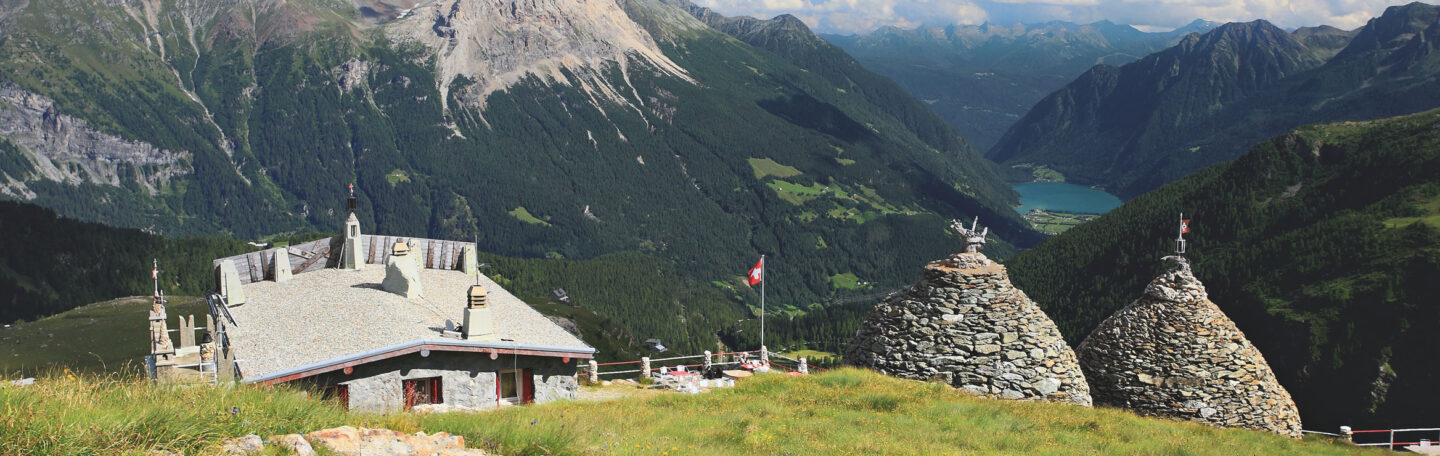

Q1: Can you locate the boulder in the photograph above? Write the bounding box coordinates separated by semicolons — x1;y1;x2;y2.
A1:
845;252;1092;406
1076;256;1302;437
304;426;482;455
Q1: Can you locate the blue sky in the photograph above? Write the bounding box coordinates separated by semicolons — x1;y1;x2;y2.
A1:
692;0;1418;34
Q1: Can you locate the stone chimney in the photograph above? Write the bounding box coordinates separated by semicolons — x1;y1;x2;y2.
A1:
382;239;423;299
270;248;292;282
342;213;364;270
462;285;496;340
217;259;246;305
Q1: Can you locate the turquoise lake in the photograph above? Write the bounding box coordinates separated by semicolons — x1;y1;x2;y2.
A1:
1012;182;1123;214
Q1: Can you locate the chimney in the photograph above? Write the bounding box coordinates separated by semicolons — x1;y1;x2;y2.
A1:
382;239;423;298
342;213;364;270
462;285;496;340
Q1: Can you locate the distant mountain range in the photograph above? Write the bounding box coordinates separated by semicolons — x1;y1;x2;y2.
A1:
1005;108;1440;429
823;19;1218;152
0;0;1037;327
989;2;1440;198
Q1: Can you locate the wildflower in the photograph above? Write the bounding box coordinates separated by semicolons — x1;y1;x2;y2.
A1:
531;419;538;425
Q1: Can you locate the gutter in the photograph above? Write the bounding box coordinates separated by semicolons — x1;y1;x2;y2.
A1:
243;338;596;385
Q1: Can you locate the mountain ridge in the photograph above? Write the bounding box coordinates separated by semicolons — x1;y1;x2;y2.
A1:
989;2;1440;198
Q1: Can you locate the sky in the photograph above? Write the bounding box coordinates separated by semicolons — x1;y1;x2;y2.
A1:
690;0;1419;35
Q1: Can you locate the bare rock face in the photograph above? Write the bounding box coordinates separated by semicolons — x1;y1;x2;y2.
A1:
386;0;693;112
845;252;1092;406
1076;256;1302;437
0;86;190;199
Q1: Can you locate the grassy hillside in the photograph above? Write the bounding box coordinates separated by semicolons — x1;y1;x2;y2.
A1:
0;368;1369;455
0;296;207;376
1005;109;1440;429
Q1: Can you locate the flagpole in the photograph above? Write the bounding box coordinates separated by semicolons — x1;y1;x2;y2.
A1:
759;255;765;351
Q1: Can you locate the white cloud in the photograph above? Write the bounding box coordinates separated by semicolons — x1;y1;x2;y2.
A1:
691;0;1416;34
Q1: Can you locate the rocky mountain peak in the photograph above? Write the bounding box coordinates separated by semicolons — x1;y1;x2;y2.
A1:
386;0;693;112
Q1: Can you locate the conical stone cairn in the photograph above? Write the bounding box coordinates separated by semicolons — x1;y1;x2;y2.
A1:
845;219;1092;406
1076;256;1302;437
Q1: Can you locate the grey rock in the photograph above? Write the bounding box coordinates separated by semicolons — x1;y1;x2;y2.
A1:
845;251;1091;406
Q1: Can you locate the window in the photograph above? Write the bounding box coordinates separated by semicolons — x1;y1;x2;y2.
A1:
320;385;349;410
496;369;535;405
403;377;442;410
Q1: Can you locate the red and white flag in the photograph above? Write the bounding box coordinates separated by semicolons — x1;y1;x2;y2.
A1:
747;257;764;286
151;267;158;279
1180;219;1191;234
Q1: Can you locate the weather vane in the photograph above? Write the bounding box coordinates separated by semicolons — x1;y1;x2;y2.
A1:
1175;213;1190;255
951;217;988;253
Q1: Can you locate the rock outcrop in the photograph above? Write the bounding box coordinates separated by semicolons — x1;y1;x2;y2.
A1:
845;252;1092;406
387;0;693;112
0;86;190;199
1076;256;1302;437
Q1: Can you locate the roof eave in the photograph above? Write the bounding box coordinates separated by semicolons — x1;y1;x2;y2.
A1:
242;338;596;385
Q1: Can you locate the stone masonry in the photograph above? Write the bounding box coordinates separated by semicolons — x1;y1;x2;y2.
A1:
1076;256;1302;437
846;252;1092;406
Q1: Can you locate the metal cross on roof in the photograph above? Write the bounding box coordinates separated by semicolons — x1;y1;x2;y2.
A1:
951;217;988;253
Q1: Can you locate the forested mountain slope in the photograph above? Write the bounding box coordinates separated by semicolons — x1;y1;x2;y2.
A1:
991;3;1440;198
1004;110;1440;429
824;20;1213;152
0;0;1032;334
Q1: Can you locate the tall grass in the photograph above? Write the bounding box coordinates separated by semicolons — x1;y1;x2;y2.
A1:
1;368;1372;455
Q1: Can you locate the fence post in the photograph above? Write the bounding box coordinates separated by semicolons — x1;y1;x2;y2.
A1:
703;351;713;370
1340;426;1352;443
799;357;808;374
641;357;651;379
760;346;769;365
588;360;599;384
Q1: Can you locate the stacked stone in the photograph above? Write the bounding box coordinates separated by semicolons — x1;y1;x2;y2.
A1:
845;252;1092;406
1076;256;1302;437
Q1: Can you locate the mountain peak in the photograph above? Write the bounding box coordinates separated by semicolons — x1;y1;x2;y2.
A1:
386;0;693;111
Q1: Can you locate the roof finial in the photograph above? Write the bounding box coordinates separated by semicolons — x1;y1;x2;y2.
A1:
347;183;357;213
1175;213;1190;256
950;217;989;253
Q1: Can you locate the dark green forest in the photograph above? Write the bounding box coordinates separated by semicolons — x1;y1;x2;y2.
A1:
0;202;252;324
1004;110;1440;429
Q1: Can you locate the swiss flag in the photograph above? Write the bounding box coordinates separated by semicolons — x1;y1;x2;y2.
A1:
152;267;158;280
747;258;764;286
1180;219;1191;234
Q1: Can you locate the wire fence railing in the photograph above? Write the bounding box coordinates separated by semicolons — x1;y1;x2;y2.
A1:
578;348;820;381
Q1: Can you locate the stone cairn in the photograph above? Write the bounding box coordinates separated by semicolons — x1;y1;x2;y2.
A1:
1075;256;1302;437
845;218;1092;406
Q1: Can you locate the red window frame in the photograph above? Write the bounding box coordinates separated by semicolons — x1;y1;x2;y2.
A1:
321;385;349;410
403;377;443;410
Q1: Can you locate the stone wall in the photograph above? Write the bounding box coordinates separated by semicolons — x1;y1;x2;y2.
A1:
1076;257;1302;437
845;252;1092;406
308;352;578;413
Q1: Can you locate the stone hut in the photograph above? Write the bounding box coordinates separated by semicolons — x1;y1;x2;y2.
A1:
845;250;1092;406
1075;256;1302;437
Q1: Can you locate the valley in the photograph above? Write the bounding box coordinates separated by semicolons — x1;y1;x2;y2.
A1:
0;0;1438;450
